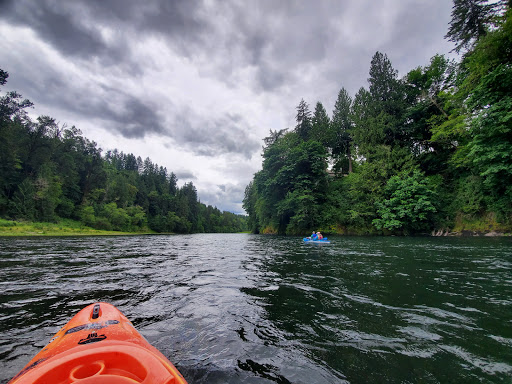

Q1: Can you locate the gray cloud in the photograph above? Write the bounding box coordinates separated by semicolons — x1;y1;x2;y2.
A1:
0;0;456;212
0;0;262;157
174;111;260;159
0;0;454;97
1;32;258;156
199;182;247;214
174;170;196;181
0;0;210;62
1;1;103;54
379;2;455;74
109;96;166;138
0;1;356;93
0;0;136;72
2;55;165;139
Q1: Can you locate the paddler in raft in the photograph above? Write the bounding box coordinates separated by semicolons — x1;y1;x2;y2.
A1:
309;231;318;240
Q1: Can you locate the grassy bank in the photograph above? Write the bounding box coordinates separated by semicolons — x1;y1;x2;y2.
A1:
0;218;155;237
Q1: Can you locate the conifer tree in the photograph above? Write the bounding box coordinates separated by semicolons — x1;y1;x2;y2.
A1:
311;101;330;147
295;99;312;141
445;0;501;53
330;88;353;173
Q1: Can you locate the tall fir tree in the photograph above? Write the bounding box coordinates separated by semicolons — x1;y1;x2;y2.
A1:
311;101;330;147
445;0;496;53
295;99;312;141
330;88;353;174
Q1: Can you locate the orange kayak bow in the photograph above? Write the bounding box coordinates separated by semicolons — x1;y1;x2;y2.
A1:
9;302;188;384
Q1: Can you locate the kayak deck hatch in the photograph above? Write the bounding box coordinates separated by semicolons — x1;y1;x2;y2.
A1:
9;302;188;384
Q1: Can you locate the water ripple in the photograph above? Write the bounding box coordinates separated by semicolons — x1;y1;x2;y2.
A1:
1;234;511;383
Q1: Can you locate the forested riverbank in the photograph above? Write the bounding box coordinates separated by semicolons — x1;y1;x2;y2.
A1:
0;218;151;236
244;2;512;236
0;72;248;234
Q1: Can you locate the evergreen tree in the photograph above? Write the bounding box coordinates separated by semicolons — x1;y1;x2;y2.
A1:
352;52;409;160
368;52;407;143
311;101;330;147
445;0;497;53
0;70;34;215
168;172;178;195
404;54;458;175
330;88;353;174
0;67;248;233
351;87;375;158
295;99;312;141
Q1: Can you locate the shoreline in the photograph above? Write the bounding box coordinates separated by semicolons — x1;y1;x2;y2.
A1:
0;219;158;237
430;229;511;237
0;219;251;237
1;219;509;238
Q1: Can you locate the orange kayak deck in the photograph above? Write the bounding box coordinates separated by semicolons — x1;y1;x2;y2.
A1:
9;302;188;384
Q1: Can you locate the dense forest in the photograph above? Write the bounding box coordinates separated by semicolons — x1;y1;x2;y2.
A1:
0;71;248;233
244;0;512;235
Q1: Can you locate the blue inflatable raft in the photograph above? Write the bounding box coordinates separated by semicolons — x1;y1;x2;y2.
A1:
303;238;331;244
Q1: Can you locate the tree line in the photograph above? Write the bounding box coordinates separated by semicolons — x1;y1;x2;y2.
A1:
0;71;247;233
244;0;512;235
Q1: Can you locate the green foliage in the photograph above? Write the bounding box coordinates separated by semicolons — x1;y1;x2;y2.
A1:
445;0;501;53
0;218;16;227
126;205;146;228
330;88;353;173
10;179;35;220
245;8;512;235
341;146;417;231
459;9;512;221
373;171;438;234
311;102;331;147
294;99;312;141
101;203;129;231
243;181;259;233
245;130;328;234
452;175;485;215
79;205;97;228
33;162;62;222
0;70;247;234
466;64;512;217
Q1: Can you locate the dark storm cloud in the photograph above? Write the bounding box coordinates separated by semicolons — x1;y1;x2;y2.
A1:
0;0;135;71
0;0;259;155
0;0;454;93
2;38;258;157
226;1;453;94
0;0;455;158
2;52;165;139
108;96;166;138
0;0;210;63
172;110;260;159
210;1;347;92
85;0;210;60
67;90;166;139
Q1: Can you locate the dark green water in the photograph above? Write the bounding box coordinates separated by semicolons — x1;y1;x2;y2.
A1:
0;234;511;383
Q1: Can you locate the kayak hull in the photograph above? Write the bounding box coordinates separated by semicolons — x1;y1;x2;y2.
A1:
303;238;331;244
9;302;187;384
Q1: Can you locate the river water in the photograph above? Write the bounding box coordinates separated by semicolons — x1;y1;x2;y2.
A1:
0;234;511;383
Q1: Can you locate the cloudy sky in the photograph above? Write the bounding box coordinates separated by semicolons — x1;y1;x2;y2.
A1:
0;0;455;213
